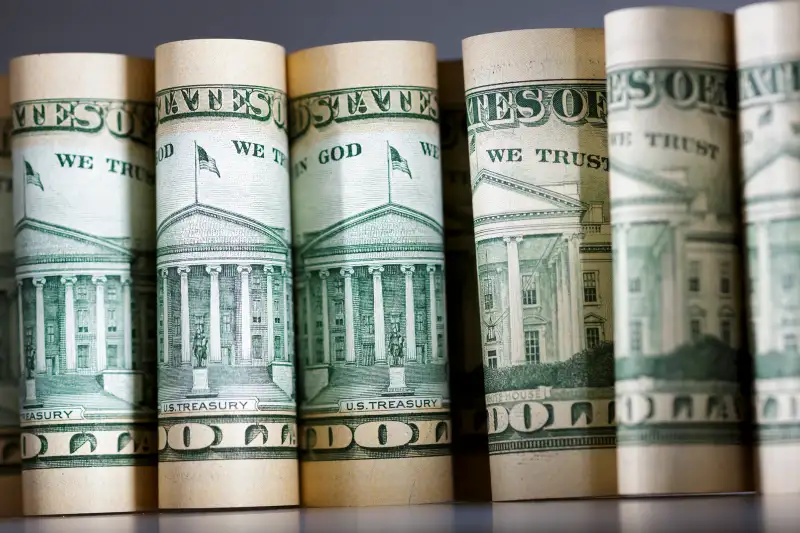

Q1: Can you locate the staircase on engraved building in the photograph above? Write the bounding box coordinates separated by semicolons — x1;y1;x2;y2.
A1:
158;364;292;403
29;374;135;410
308;362;449;405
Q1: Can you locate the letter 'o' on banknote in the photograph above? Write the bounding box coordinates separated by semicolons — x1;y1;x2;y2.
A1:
606;7;751;495
9;54;158;515
438;60;492;502
155;39;299;509
736;1;800;495
0;75;22;518
288;41;454;507
462;29;617;501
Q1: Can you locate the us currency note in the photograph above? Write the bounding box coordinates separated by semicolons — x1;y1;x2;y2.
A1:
606;7;750;495
155;39;298;509
736;1;800;495
0;74;22;518
289;41;453;506
439;60;491;502
10;54;158;515
462;29;617;501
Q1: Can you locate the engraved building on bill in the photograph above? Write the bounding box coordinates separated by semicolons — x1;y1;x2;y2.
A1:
473;169;614;369
156;202;295;398
295;202;449;404
611;162;742;357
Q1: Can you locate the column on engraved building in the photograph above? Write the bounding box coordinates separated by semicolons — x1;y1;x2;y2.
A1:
238;265;252;362
93;276;107;371
206;265;222;362
320;270;331;365
401;265;417;362
62;276;77;371
178;266;191;364
370;266;386;363
341;267;356;364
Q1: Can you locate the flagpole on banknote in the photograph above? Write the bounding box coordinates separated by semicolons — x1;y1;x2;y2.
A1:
386;140;392;204
194;140;199;204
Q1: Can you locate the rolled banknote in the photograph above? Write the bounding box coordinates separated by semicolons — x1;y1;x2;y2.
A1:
736;0;800;495
10;54;158;515
462;29;617;501
288;40;453;506
155;39;299;509
438;60;491;502
605;6;751;495
0;74;22;518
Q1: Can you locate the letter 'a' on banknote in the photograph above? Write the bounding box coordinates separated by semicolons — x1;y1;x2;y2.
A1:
288;41;454;507
9;53;158;515
438;60;492;503
736;1;800;495
462;29;618;502
155;39;299;509
606;7;752;495
0;74;22;518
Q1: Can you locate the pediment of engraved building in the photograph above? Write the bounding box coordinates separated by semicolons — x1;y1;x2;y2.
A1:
301;204;443;256
471;169;585;219
15;219;131;261
157;204;288;251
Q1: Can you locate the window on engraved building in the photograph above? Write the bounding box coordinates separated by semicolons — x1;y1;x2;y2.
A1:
334;279;344;296
487;350;498;369
583;272;598;303
108;309;117;332
483;277;494;310
78;310;89;333
630;320;643;355
785;334;798;353
77;345;89;369
275;336;283;360
107;286;118;300
720;261;732;295
334;301;344;326
363;315;374;334
629;277;641;293
222;312;232;334
46;323;56;345
436;278;443;323
334;335;344;361
524;330;540;363
690;318;702;341
76;284;88;300
522;275;537;306
689;261;701;293
274;299;281;324
252;298;262;323
721;319;733;346
586;326;601;349
486;324;497;343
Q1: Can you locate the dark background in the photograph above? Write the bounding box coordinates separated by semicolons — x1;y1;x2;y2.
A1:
0;0;752;66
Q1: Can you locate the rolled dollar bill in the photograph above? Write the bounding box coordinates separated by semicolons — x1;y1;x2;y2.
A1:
606;7;751;495
289;41;453;506
155;39;299;509
0;74;22;518
438;60;491;502
10;54;158;515
736;0;800;495
462;29;617;501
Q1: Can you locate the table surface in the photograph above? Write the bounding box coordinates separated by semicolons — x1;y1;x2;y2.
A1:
0;493;797;533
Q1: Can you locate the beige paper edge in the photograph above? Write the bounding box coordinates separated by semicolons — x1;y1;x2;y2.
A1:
156;39;286;91
10;53;154;102
301;457;453;507
159;459;299;509
287;41;437;98
22;467;157;516
605;7;733;68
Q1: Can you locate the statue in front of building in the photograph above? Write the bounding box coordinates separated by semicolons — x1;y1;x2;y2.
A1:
25;341;36;380
193;327;208;369
389;322;405;367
